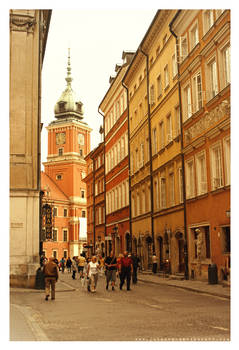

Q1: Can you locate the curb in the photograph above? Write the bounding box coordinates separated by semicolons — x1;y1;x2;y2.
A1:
138;278;230;300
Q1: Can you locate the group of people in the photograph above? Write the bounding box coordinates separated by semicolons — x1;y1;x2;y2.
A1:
41;251;140;299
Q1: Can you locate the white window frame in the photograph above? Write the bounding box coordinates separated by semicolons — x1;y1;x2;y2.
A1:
172;53;178;78
183;83;192;121
207;57;219;100
152;127;157;155
160;177;166;209
203;10;214;35
195;150;207;195
180;34;188;61
220;43;231;89
210;141;224;190
192;71;203;113
189;21;199;51
174;105;180;137
63;229;68;242
186;158;195;199
159;121;165;150
157;74;162;98
164;65;169;89
154;178;159;210
166;114;172;144
178;167;183;203
169;171;175;206
223;136;230;186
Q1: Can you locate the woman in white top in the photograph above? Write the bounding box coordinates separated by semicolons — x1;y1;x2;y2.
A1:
87;256;99;293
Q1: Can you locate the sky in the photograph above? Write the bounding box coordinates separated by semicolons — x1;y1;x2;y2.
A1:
41;9;157;166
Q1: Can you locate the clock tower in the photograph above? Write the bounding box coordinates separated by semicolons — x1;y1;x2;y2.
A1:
43;49;92;257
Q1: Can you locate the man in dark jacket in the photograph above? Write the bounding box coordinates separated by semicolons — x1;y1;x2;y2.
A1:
43;257;59;300
130;253;140;284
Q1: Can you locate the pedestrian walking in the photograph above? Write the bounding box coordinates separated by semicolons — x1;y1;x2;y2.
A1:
72;256;77;280
104;252;117;291
131;253;140;284
43;257;59;300
66;257;72;273
60;257;66;273
119;251;133;291
78;254;86;279
87;256;99;293
152;254;157;274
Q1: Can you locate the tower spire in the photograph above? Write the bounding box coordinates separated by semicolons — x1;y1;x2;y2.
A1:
65;48;73;87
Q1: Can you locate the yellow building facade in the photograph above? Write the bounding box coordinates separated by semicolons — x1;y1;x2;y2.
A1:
123;10;186;273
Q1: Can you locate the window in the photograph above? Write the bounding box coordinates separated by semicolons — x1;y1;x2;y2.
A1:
183;84;192;120
221;45;230;88
208;58;218;99
116;101;120;119
210;143;223;190
120;95;124;115
160;177;166;209
58;148;63;156
178;168;183;203
150;84;155;105
164;65;169;89
154;178;159;210
121;137;125;160
53;250;57;258
126;180;129;205
81;190;85;198
140;143;144;167
186;159;195;199
79;149;83;157
203;10;214;34
125;133;128;155
192;72;203;112
223;136;230;186
172;54;178;77
196;151;207;195
221;226;230;253
118;185;122;209
152;127;157;155
64;250;68;259
169;172;175;206
136;192;140;216
157;75;162;98
122;183;126;207
166;114;172;143
63;230;68;242
135;149;139;171
78;133;85;145
56;174;62;180
131;195;135;217
82;210;86;218
159;121;165;150
64;209;67;217
180;34;188;61
190;23;199;50
53;207;58;217
53;229;57;242
95;183;98;196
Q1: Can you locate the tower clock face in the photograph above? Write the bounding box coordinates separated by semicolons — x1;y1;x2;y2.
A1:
56;132;66;145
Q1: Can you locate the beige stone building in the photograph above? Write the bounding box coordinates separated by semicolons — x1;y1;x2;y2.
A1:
10;10;51;287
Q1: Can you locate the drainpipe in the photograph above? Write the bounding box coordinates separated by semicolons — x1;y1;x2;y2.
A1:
169;15;189;280
139;47;155;255
122;82;132;253
92;155;96;255
98;107;106;256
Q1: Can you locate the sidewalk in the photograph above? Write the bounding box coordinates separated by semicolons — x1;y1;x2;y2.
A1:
137;271;230;299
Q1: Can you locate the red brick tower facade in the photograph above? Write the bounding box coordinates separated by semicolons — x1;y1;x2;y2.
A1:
42;49;92;259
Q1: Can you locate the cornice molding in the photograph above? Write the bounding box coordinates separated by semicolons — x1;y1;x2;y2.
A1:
10;11;36;33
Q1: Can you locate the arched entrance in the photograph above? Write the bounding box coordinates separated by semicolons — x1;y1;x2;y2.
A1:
157;236;164;270
146;235;153;270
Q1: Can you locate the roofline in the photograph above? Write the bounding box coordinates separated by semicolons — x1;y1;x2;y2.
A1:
122;9;159;84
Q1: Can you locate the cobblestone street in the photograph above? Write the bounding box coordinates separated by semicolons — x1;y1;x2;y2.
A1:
10;271;230;341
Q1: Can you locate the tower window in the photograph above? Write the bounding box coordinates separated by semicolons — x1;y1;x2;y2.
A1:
58;148;63;156
56;174;62;180
81;190;85;198
82;210;86;217
79;148;84;157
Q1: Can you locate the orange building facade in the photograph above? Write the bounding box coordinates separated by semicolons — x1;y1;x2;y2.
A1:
99;52;134;256
41;50;91;260
170;10;230;281
84;142;105;256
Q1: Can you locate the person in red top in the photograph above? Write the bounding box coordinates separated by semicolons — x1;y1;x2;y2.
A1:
119;251;133;291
